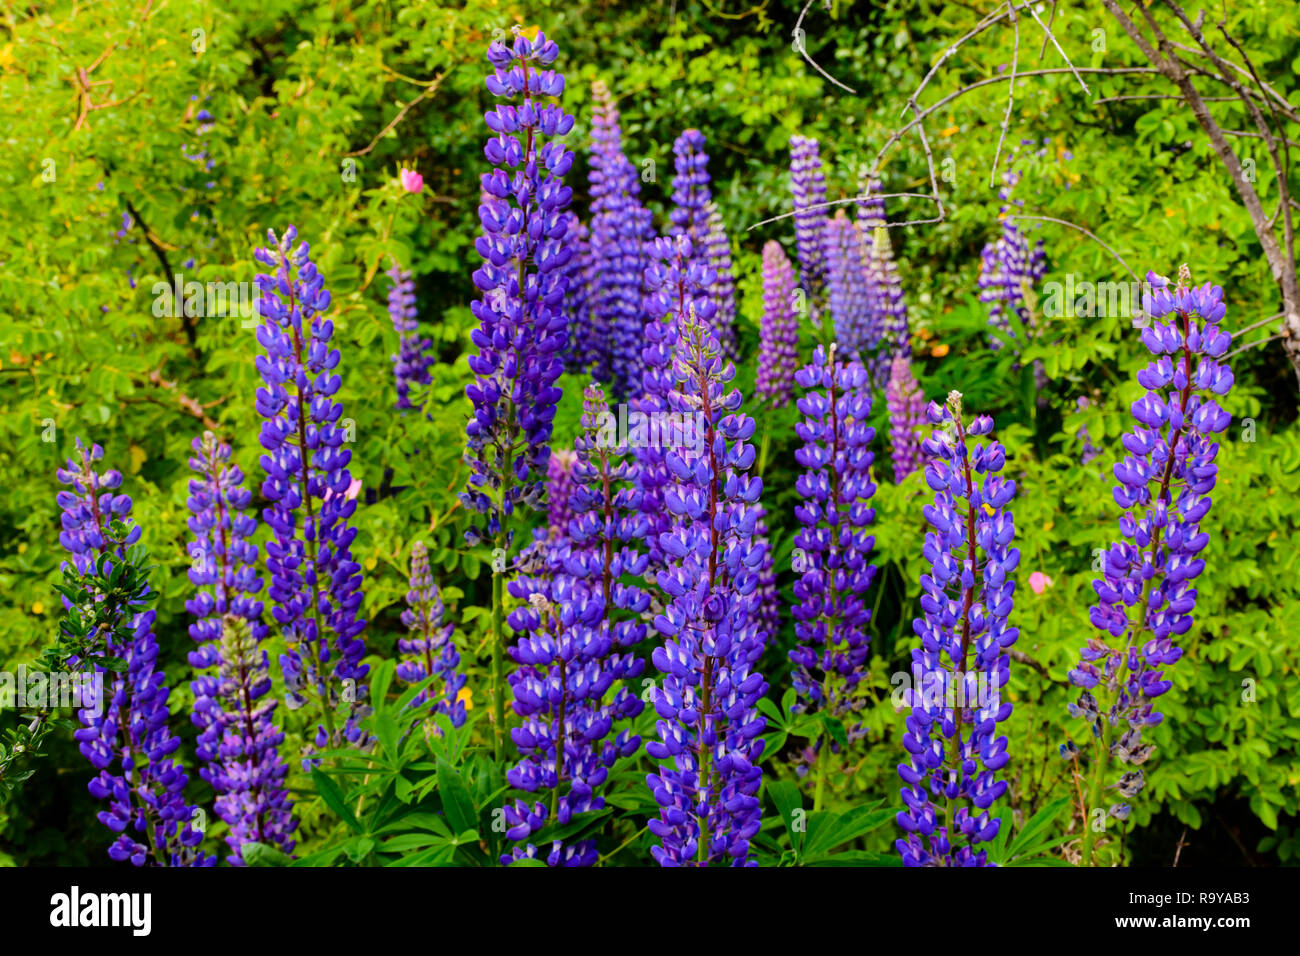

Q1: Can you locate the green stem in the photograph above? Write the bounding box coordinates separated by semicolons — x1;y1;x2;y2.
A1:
757;431;771;477
491;566;505;762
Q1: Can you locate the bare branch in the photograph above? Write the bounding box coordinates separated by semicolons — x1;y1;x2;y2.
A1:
793;0;855;94
1004;214;1139;283
990;3;1021;189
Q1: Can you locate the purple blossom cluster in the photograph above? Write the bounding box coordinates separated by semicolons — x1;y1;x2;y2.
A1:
501;385;649;866
857;175;911;361
824;212;879;363
977;170;1047;347
645;307;768;867
637;235;716;565
463;28;574;543
387;265;433;411
588;80;652;398
789;347;879;766
545;447;578;540
885;352;926;483
397;541;467;728
704;202;738;361
185;431;295;864
57;439;209;866
789;135;828;303
253;225;369;753
1067;269;1232;828
756;239;799;407
896;394;1019;867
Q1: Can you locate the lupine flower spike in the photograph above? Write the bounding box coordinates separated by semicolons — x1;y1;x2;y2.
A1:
885;352;926;483
646;305;768;867
397;542;467;729
858;175;911;365
756;239;799;408
254;225;370;757
387;265;433;411
185;431;295;863
57;439;210;866
896;393;1019;867
500;385;649;866
789;346;879;810
1070;267;1232;865
462;28;575;755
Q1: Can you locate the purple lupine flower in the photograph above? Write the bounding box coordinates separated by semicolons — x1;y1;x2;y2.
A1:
756;240;800;408
636;235;716;566
546;447;578;540
562;217;599;377
589;80;652;399
387;265;433;411
704;202;738;361
668;129;713;250
463;28;574;544
885;352;926;483
57;439;209;867
857;176;911;362
501;384;650;866
397;541;467;728
896;393;1019;867
253;225;369;754
751;505;780;650
1068;268;1232;840
790;135;828;305
1074;396;1101;466
789;346;878;798
645;305;768;867
978;169;1047;348
185;431;295;864
824;212;879;364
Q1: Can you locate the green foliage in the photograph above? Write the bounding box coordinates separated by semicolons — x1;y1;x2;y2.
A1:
1;0;1297;866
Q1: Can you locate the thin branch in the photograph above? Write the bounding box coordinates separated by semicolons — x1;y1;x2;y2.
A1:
1028;1;1089;94
793;0;855;94
746;192;943;232
1223;332;1285;361
1004;214;1139;283
1227;312;1283;337
989;3;1021;189
344;71;450;157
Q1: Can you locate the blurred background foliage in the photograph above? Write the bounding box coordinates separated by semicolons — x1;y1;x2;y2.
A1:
0;0;1296;865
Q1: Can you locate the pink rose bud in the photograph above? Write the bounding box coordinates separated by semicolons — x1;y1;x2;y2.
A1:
399;168;423;194
1028;571;1053;595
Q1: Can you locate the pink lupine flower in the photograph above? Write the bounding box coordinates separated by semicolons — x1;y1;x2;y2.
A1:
1028;571;1053;595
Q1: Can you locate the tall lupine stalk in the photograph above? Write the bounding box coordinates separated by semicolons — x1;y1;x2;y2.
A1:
56;439;209;866
885;352;926;483
185;431;295;864
704;201;738;361
857;175;911;367
545;447;578;540
896;393;1019;867
977;169;1047;348
824;212;879;362
789;346;878;811
637;235;716;567
254;225;369;756
1070;268;1233;866
562;217;598;377
756;239;800;408
589;80;650;397
789;135;828;313
397;542;467;728
668;129;713;251
387;265;433;411
462;28;574;757
646;306;768;867
501;385;650;866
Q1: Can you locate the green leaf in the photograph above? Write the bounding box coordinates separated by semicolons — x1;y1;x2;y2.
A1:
311;769;362;834
767;780;805;854
436;758;478;834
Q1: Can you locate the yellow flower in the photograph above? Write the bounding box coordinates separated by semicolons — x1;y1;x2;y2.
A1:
32;601;44;615
456;687;473;711
932;343;950;357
